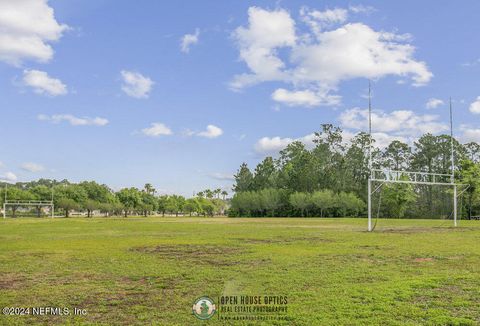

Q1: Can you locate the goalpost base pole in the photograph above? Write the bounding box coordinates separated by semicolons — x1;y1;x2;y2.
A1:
2;203;5;219
368;179;372;232
453;185;457;227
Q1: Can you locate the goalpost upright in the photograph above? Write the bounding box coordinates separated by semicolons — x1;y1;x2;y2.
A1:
366;88;464;231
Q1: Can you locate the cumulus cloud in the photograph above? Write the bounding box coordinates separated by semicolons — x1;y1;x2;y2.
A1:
22;69;67;96
197;125;223;138
426;98;444;109
180;28;200;53
370;132;407;148
230;7;296;90
254;133;319;154
38;114;108;126
460;125;480;143
231;6;432;107
0;0;68;65
339;108;448;135
120;70;154;99
21;162;44;172
271;88;341;107
300;7;348;35
209;172;235;181
469;97;480;114
254;129;407;155
348;5;376;14
0;171;17;183
141;123;172;137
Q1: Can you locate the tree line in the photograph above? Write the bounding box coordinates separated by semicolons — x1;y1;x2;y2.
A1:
0;180;228;218
230;124;480;218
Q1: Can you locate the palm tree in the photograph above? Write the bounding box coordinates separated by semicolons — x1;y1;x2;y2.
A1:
221;190;228;200
144;183;155;195
205;189;214;199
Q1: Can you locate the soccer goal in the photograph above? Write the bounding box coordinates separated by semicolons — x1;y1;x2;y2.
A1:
367;170;468;231
366;87;467;231
2;185;54;218
2;200;54;218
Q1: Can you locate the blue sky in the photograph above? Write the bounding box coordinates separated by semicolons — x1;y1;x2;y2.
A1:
1;0;479;195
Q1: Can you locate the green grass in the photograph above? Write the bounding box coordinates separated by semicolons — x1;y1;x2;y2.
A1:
0;217;479;325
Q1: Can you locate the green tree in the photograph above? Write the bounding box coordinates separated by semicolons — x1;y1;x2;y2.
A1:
144;183;156;195
382;140;412;171
259;188;282;216
116;188;142;217
289;192;311;217
458;160;480;219
57;198;80;217
381;176;417;218
252;157;277;191
184;198;199;216
140;191;157;216
221;190;228;200
53;184;87;217
166;195;185;216
310;190;335;217
157;195;168;216
233;163;253;192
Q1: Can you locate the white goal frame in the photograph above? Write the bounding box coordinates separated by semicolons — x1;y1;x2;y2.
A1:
366;86;466;231
3;200;54;218
2;184;55;218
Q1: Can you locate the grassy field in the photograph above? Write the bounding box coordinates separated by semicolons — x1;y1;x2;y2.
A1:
0;217;479;325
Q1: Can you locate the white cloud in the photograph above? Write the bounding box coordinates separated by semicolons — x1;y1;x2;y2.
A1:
0;0;68;66
38;114;108;126
0;171;17;183
22;69;67;96
271;88;340;107
460;125;480;143
461;58;480;67
120;70;154;99
231;7;432;107
141;123;172;137
339;107;448;135
209;172;234;181
254;133;318;154
426;98;444;109
180;28;200;53
230;7;296;90
300;7;348;35
181;128;196;137
349;5;376;14
370;132;407;148
197;125;223;138
21;162;44;172
255;136;295;154
469;97;480;114
253;128;402;155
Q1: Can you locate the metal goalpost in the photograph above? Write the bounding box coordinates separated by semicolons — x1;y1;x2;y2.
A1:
2;184;54;218
366;88;468;231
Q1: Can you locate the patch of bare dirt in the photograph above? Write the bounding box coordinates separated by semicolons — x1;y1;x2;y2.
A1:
0;274;27;290
131;244;245;266
239;236;334;244
413;257;434;262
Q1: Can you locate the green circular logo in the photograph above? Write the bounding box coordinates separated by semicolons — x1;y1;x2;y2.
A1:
192;296;216;320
